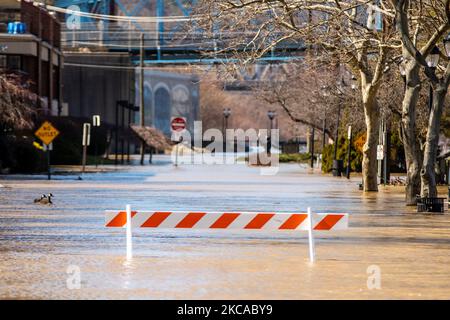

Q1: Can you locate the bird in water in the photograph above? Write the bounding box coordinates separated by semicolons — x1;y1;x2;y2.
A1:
34;194;46;203
33;193;54;205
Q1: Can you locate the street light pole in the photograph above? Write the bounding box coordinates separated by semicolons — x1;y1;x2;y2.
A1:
267;111;276;155
333;103;341;161
223;108;231;132
139;33;145;165
223;108;231;151
346;125;352;179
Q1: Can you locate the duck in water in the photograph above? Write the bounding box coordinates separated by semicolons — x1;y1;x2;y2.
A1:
34;193;54;205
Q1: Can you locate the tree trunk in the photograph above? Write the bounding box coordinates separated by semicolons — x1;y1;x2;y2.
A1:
421;83;448;197
362;89;380;192
401;64;422;205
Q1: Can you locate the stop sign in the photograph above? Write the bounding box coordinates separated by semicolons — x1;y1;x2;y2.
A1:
171;117;186;132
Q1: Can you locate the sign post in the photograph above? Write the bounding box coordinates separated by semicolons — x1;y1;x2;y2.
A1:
82;123;91;173
35;121;60;181
171;117;187;167
92;115;101;168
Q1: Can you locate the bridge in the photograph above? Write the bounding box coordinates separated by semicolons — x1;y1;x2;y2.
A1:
53;0;305;66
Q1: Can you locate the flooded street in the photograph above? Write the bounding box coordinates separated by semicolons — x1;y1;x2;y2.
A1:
1;157;450;299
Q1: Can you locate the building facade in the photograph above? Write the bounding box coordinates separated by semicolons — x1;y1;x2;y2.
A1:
0;0;63;115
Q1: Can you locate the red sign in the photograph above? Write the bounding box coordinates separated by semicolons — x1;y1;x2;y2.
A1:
171;117;186;132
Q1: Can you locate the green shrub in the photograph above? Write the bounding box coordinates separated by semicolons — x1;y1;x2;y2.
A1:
279;153;313;163
0;134;46;173
322;135;363;173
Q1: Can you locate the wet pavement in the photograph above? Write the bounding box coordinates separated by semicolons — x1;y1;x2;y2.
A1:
1;156;450;299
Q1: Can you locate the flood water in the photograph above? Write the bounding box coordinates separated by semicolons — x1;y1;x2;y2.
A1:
1;156;450;299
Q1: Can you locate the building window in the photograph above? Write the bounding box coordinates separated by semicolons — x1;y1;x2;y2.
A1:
0;55;6;69
6;55;21;71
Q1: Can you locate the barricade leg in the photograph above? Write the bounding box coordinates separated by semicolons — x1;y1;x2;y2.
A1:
307;207;315;263
126;204;133;259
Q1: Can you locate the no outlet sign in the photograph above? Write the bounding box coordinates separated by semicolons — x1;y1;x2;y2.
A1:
171;117;187;132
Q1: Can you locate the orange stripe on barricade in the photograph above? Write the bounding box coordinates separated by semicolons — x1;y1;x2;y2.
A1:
175;212;206;228
244;213;275;229
314;214;344;230
141;212;172;228
106;211;137;227
279;214;308;230
210;213;240;229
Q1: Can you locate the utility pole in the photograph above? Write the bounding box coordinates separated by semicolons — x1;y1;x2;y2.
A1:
82;123;91;173
139;33;145;165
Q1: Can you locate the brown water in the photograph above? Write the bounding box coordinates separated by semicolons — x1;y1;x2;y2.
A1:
1;158;450;299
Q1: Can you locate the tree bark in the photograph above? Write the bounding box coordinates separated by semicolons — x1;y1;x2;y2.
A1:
362;88;380;192
401;63;422;205
421;83;448;197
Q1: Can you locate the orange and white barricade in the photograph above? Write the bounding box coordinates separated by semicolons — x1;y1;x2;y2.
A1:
105;205;349;262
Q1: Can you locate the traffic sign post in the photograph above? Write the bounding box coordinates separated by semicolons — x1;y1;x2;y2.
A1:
82;123;91;173
92;115;101;168
171;117;187;167
35;121;60;181
35;121;60;146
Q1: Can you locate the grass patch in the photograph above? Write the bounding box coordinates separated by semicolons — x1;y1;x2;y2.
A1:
279;153;312;163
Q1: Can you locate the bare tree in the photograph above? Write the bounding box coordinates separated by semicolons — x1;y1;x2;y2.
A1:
196;1;398;191
392;0;450;199
0;73;36;130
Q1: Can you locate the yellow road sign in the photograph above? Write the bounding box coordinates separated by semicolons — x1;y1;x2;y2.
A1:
35;121;60;145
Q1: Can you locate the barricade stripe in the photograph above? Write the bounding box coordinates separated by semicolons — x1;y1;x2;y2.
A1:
106;211;137;227
141;212;172;228
210;213;241;229
314;214;344;230
175;212;207;228
244;213;275;229
279;214;308;230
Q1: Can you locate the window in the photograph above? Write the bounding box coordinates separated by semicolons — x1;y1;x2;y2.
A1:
6;55;21;71
0;55;6;69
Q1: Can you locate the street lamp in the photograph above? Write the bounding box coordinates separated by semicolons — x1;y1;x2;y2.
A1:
426;46;440;113
223;108;231;133
444;34;450;58
426;46;441;69
350;75;358;90
267;110;276;155
267;110;276;130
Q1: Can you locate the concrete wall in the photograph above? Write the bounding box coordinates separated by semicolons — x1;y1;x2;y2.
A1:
63;52;134;126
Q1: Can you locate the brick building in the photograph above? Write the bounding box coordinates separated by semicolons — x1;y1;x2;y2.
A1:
0;0;64;115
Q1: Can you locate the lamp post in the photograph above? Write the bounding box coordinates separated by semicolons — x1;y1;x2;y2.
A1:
223;108;231;132
444;34;450;58
426;46;440;113
346;125;352;179
267;110;276;155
